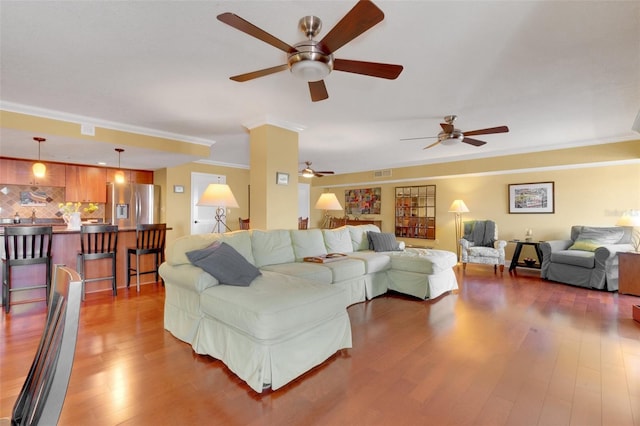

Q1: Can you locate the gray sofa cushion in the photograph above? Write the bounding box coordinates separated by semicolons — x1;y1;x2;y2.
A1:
550;250;595;268
186;241;261;286
367;231;401;252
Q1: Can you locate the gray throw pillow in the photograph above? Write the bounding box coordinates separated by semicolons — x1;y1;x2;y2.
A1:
186;241;261;286
367;231;401;252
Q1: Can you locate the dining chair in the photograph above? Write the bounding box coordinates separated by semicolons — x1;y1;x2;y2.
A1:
6;264;82;426
238;218;250;230
298;217;309;230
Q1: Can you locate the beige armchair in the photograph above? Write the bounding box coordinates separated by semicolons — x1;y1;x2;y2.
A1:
459;220;506;273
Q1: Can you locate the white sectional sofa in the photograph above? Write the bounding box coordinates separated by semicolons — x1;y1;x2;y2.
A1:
158;225;458;392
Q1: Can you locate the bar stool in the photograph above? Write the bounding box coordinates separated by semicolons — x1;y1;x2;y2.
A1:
2;226;53;313
76;224;118;300
126;223;166;292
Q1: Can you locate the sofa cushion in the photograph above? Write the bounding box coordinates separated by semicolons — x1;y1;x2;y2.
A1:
186;241;261;286
347;224;382;251
261;262;333;284
321;258;366;282
251;229;296;267
290;229;327;261
550;250;595;268
199;270;349;341
346;251;391;273
221;230;255;264
569;226;625;251
322;227;354;254
390;249;457;274
367;231;401;252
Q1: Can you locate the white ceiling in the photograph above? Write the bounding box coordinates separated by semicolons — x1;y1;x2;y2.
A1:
1;1;639;174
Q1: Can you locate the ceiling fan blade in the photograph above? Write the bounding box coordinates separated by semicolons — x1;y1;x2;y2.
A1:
423;140;442;150
334;59;403;80
318;0;384;54
230;64;289;82
309;80;329;102
464;126;509;136
217;13;296;53
400;136;437;141
462;137;487;147
315;171;334;175
440;123;454;133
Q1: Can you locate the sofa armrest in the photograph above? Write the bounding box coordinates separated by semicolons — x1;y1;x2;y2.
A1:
539;239;572;278
594;243;635;262
159;263;219;293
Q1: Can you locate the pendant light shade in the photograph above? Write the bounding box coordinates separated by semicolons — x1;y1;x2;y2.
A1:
32;137;46;178
115;148;126;184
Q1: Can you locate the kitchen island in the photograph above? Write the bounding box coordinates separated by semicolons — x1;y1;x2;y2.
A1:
1;223;168;308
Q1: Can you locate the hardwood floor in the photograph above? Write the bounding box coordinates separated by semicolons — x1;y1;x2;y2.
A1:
2;265;639;425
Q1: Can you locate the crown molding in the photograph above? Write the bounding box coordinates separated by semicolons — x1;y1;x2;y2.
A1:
0;101;216;146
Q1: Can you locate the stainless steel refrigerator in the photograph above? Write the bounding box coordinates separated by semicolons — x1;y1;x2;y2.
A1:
105;183;160;227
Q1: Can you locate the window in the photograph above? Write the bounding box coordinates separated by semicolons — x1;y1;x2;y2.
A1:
395;185;436;239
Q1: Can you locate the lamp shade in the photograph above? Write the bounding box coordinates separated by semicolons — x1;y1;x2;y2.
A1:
314;193;343;211
616;210;640;226
448;199;470;213
197;184;239;208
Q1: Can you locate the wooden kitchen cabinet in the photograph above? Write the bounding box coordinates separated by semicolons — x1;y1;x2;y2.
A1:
106;168;153;184
65;165;107;202
618;251;640;296
0;158;66;186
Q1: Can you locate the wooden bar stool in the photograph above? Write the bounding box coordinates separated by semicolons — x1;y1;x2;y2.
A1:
2;226;53;313
126;223;166;292
76;224;118;300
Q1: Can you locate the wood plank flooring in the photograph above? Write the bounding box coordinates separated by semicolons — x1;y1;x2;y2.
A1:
1;265;639;425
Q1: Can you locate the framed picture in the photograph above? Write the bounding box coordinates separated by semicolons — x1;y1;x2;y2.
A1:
276;172;289;185
508;182;555;214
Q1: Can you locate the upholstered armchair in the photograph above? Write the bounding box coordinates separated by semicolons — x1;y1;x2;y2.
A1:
539;225;633;291
459;220;507;273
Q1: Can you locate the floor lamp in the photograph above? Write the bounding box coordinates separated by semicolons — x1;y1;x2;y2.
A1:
449;199;470;261
314;193;343;228
197;183;239;233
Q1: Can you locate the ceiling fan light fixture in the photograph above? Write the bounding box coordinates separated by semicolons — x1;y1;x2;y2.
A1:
289;40;333;82
302;169;315;178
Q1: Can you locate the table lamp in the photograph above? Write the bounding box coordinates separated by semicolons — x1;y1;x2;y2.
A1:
197;183;239;233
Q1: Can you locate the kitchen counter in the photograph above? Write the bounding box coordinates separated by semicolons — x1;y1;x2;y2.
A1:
1;224;169;305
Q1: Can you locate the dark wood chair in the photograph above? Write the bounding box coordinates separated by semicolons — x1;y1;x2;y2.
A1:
238;218;250;230
2;225;53;313
298;217;309;230
126;223;166;292
76;224;118;300
7;264;82;425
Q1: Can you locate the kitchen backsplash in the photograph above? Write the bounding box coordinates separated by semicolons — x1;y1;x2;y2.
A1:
0;184;104;220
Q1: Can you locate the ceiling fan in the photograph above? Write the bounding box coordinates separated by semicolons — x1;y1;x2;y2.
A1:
401;115;509;149
300;161;334;178
217;0;403;102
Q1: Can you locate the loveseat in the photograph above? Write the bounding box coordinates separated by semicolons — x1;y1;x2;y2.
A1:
158;225;458;392
539;225;634;291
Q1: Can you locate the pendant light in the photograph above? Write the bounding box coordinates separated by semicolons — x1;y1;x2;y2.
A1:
32;137;46;178
114;148;125;184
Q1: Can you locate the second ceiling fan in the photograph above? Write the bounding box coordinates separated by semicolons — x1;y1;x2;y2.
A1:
300;161;334;178
402;115;509;149
217;0;403;102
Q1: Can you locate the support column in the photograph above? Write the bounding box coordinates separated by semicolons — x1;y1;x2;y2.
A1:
248;124;299;230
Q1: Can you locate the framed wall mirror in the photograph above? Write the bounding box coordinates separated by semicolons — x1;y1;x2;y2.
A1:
395;185;436;239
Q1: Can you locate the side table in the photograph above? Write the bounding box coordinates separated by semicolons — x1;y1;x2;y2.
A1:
618;251;640;296
509;240;543;272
